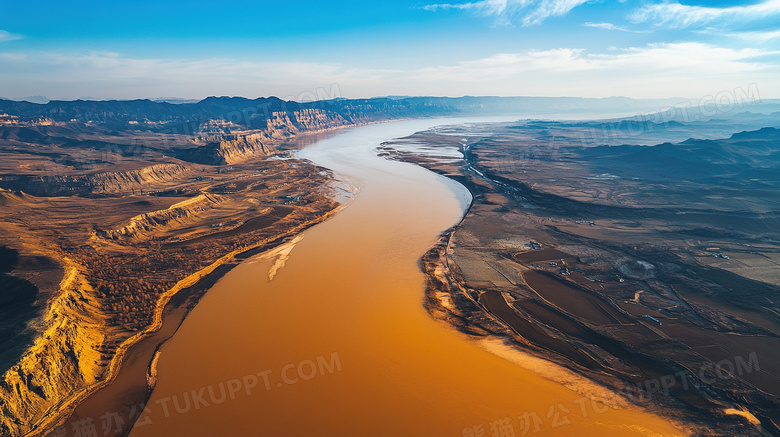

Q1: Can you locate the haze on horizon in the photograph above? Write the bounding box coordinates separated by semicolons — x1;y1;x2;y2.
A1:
1;0;780;101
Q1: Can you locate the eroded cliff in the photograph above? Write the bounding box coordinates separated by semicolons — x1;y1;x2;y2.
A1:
174;108;351;165
0;259;113;436
102;193;224;241
0;164;190;197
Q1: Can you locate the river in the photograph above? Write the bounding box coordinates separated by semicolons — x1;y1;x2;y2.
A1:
129;118;684;437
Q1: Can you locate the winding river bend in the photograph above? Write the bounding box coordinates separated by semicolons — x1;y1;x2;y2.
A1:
130;119;683;437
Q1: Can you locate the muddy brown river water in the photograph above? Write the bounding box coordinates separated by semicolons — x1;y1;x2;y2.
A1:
127;119;684;436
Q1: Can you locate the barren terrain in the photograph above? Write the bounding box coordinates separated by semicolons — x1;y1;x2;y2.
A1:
381;112;780;436
0;104;351;436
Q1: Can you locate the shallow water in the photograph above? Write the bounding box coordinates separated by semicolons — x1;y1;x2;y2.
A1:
129;118;684;437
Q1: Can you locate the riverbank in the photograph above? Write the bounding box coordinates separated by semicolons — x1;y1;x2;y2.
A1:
382;122;778;436
127;118;685;437
33;204;342;436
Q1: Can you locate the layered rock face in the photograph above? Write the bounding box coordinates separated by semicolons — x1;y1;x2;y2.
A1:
103;193;223;241
0;260;113;436
88;164;189;194
0;164;189;197
174;109;350;165
221;108;350;163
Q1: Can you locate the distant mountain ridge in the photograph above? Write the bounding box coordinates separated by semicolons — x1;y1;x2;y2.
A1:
730;126;780;140
0;95;723;130
579;126;780;185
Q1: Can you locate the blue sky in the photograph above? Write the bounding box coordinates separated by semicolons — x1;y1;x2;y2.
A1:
1;0;779;100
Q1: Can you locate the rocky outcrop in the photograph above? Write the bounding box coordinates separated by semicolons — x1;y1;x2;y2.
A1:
268;108;350;133
0;259;112;436
174;109;351;165
102;193;223;241
0;164;189;197
212;133;272;164
87;164;189;194
220;109;349;164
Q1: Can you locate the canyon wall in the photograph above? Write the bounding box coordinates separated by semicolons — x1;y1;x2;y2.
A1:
174;108;351;165
0;259;114;436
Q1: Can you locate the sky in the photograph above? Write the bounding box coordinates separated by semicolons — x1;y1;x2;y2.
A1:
0;0;779;101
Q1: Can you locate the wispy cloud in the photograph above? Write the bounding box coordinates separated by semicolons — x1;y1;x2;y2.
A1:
0;50;394;100
0;30;24;43
631;0;780;28
408;42;780;97
2;43;778;100
423;0;589;26
415;43;773;77
582;22;646;33
721;29;780;42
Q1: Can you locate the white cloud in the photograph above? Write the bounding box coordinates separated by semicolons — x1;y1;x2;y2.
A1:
0;30;24;43
416;43;772;76
0;50;395;100
723;29;780;42
423;0;589;26
631;0;780;28
1;43;778;100
582;22;646;32
406;42;780;97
